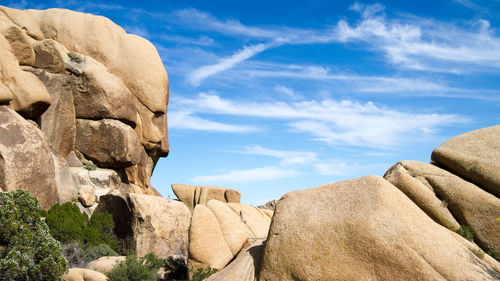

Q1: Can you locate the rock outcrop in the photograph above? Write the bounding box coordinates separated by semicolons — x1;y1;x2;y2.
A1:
431;125;500;197
87;256;126;274
64;268;108;281
172;183;241;212
96;193;191;259
188;200;271;271
259;176;500;281
0;5;169;209
385;160;500;252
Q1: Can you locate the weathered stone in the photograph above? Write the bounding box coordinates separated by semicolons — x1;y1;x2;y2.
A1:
206;200;249;255
188;204;233;270
27;69;75;157
384;161;460;231
96;193;191;259
172;184;241;212
78;184;96;207
0;106;58;209
87;256;125;274
431;125;500;197
66;151;83;167
32;39;68;73
75;119;141;168
0;16;36;65
52;151;78;203
259;176;500;281
0;6;44;40
64;268;108;281
227;203;271;239
206;239;265;281
0;49;50;117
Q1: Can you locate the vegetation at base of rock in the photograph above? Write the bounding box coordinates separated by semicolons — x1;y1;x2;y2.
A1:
457;225;475;241
0;190;68;280
469;248;485;259
67;51;83;63
486;250;500;262
42;202;119;251
164;256;188;280
62;241;119;267
83;163;98;171
189;266;218;281
106;253;164;281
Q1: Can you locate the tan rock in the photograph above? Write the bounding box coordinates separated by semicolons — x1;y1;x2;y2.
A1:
0;16;36;65
172;184;241;212
259;175;500;281
386;160;500;252
52;151;78;204
0;49;50;117
189;204;234;270
32;39;68;73
79;184;96;207
0;6;44;40
206;199;249;255
384;161;460;230
64;268;108;281
87;256;125;274
96;193;191;259
0;106;59;209
26;68;75;157
227;203;271;239
206;239;265;281
260;208;273;219
0;80;12;104
75;119;141;168
431;125;500;197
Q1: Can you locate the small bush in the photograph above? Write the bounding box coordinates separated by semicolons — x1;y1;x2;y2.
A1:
486;249;500;262
190;266;218;281
164;256;188;280
84;244;119;263
106;253;164;281
62;241;85;268
67;51;83;63
0;190;67;280
457;225;474;241
469;248;485;259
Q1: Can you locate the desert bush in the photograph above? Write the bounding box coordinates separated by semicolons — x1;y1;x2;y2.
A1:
44;202;118;251
164;256;188;280
0;190;67;280
190;266;218;281
83;243;119;264
457;225;474;241
106;252;164;281
62;241;85;268
469;247;485;259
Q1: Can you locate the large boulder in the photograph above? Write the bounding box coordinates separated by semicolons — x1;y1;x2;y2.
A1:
205;239;265;281
64;268;108;281
385;160;500;252
172;183;241;212
431;125;500;197
0;106;61;209
259;176;500;281
97;193;191;259
87;256;126;274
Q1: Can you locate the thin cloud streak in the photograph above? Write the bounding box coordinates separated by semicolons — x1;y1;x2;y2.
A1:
233;145;318;166
169;110;260;133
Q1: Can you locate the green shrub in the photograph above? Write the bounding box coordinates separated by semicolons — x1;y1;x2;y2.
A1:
106;253;164;281
62;241;85;268
164;256;188;280
190;266;218;281
0;190;67;280
457;225;474;241
44;202;118;250
469;247;485;259
83;244;119;264
486;249;500;262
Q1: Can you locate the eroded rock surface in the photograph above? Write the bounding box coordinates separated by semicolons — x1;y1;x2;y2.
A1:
172;183;241;212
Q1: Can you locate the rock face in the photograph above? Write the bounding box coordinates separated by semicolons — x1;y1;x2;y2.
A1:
205;239;265;281
0;5;169;206
259;176;500;281
431;125;500;197
385;160;500;252
172;184;241;212
64;268;108;281
87;256;126;274
97;193;191;259
188;200;271;271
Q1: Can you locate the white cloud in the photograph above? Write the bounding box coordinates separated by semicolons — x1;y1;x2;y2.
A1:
235;145;317;166
160;35;214;46
192;166;301;183
123;25;150;38
172;93;469;148
168;110;260;133
274;85;302;99
189;42;279;86
314;159;389;176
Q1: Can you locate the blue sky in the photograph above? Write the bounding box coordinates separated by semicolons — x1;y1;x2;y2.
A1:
10;0;500;205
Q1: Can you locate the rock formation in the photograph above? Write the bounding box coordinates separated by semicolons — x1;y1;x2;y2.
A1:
172;183;241;212
259;175;499;281
0;5;169;210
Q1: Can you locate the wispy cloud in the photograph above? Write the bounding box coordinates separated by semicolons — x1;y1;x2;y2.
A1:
160;35;214;46
313;159;389;176
274;85;302;99
233;145;317;166
172;93;469;148
189;42;280;86
123;25;150;38
192;165;301;183
168;110;260;133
